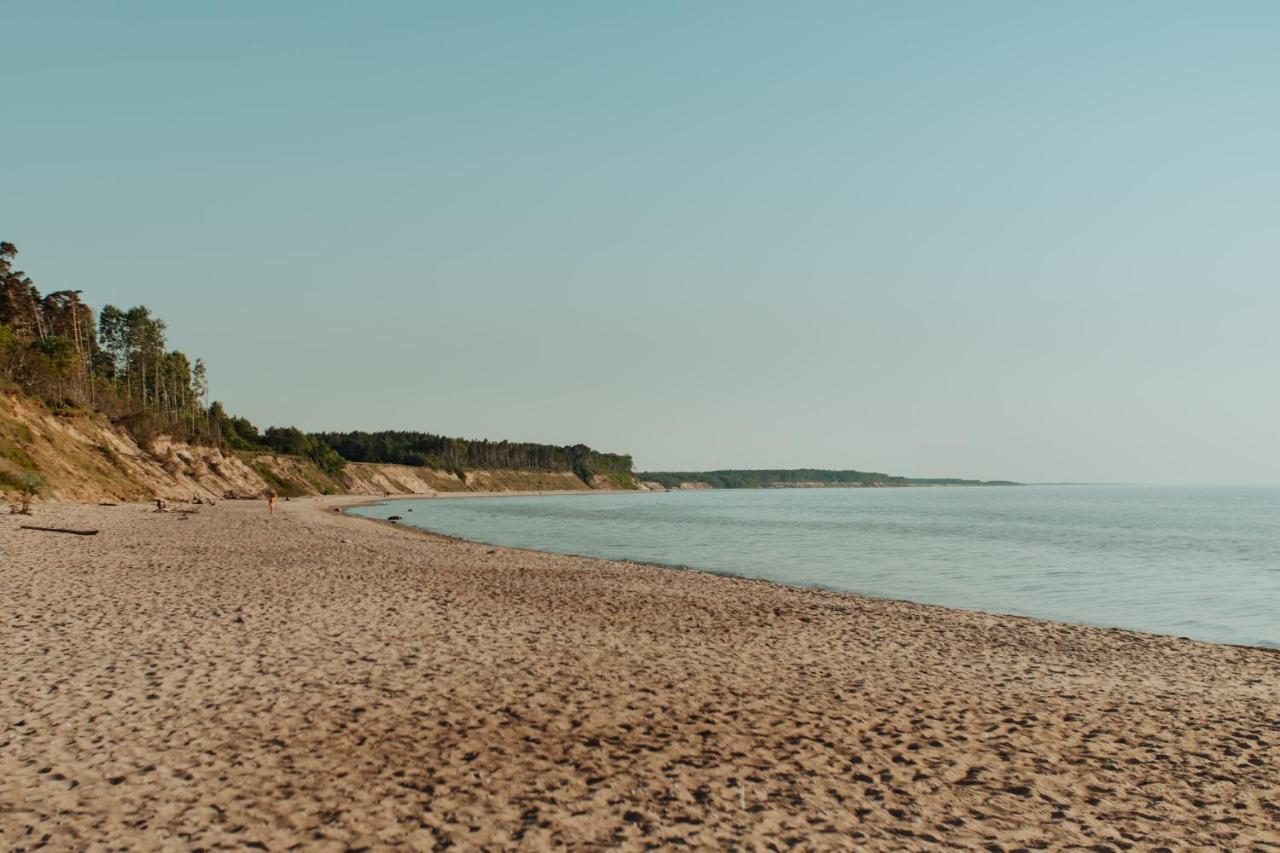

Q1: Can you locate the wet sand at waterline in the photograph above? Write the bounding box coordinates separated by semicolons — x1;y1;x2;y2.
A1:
2;497;1276;849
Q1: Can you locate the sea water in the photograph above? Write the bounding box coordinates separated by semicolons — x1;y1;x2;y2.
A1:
350;486;1280;648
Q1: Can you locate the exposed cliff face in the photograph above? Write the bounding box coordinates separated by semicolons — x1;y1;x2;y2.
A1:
344;465;595;495
0;393;636;503
0;394;270;502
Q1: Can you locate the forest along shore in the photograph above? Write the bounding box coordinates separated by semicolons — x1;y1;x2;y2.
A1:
2;497;1277;849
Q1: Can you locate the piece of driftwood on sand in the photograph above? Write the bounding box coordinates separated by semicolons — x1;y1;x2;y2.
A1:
19;525;99;536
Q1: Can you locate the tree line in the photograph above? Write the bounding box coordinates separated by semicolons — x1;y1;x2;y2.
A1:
314;431;634;483
637;469;910;488
0;241;337;472
1;241;214;442
637;469;1017;488
3;240;632;485
208;408;346;478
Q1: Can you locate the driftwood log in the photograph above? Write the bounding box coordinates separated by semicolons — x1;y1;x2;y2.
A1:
20;525;99;536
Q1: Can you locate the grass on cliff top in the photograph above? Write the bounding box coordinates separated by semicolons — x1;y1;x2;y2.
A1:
247;461;310;498
594;471;639;490
237;451;348;497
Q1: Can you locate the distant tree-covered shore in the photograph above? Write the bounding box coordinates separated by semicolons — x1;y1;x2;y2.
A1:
637;470;1018;489
313;431;634;485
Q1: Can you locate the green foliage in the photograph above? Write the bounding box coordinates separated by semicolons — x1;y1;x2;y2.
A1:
247;462;310;499
209;402;266;450
0;467;43;497
262;426;346;477
596;471;639;490
638;469;1017;488
29;335;76;370
261;426;308;456
3;241;222;444
636;469;903;488
0;323;18;361
904;478;1020;486
314;431;632;484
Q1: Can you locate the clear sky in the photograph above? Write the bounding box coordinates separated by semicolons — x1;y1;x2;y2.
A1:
5;2;1279;483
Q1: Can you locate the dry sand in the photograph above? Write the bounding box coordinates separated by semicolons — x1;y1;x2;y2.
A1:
2;497;1277;850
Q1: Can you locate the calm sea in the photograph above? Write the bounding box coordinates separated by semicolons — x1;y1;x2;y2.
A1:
350;486;1280;649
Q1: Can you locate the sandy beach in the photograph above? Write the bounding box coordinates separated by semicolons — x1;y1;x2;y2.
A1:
2;496;1277;850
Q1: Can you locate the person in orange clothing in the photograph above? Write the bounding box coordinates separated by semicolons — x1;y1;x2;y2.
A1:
267;491;276;514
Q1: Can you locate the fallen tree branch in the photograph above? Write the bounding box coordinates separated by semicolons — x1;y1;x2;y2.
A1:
19;525;99;536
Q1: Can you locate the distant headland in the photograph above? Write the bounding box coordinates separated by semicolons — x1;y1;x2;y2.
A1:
636;470;1019;490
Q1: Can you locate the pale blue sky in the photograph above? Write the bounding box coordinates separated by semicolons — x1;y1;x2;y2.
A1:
5;2;1279;483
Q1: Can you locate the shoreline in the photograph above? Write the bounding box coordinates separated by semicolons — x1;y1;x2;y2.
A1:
334;486;655;509
3;496;1277;848
340;493;1280;653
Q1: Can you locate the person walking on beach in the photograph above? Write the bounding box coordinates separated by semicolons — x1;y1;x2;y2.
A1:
267;491;276;514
